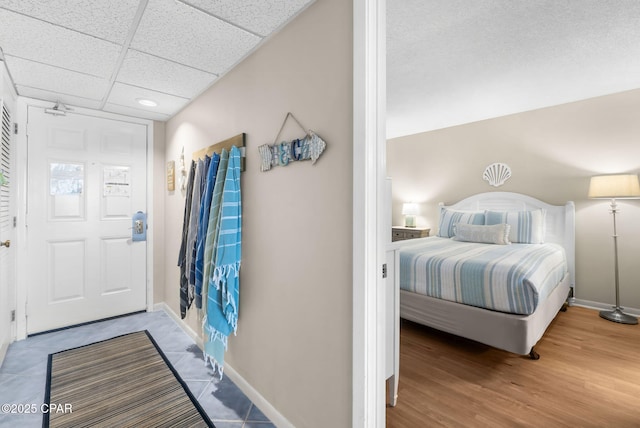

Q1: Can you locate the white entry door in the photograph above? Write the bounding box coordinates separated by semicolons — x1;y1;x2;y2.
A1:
26;107;148;334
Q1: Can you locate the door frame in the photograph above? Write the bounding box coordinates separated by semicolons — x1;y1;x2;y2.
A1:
0;61;18;363
14;97;155;339
353;0;386;426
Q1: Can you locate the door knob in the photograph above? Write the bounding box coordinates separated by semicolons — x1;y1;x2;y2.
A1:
1;240;10;248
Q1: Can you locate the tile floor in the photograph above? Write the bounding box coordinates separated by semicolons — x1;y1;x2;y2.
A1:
0;310;275;428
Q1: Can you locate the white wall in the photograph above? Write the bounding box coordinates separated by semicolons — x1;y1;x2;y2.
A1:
162;0;354;426
387;89;640;311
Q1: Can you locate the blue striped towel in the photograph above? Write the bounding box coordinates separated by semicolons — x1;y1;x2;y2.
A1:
204;146;242;377
195;153;220;309
202;150;228;319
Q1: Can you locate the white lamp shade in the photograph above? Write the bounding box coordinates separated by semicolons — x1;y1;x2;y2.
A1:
588;174;640;199
402;203;419;216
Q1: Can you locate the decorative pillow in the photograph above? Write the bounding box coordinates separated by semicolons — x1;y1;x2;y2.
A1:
452;223;511;245
484;209;546;244
437;209;485;238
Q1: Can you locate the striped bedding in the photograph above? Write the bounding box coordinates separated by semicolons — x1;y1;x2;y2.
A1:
399;237;568;315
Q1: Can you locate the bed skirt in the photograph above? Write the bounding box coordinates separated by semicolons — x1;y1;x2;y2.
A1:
399;274;572;356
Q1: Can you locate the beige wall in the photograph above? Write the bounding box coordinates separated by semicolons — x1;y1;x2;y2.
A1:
152;120;166;304
163;0;353;426
387;89;640;311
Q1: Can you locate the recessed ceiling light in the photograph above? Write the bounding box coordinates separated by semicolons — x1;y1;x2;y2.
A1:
136;98;158;107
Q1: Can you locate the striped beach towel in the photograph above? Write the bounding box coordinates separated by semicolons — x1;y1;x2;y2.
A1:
178;160;196;319
201;150;228;320
195;153;220;309
204;146;242;377
187;158;205;300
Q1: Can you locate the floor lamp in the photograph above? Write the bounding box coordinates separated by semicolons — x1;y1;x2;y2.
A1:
588;174;640;325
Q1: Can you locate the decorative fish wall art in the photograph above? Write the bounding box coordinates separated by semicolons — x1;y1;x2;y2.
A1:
258;131;326;172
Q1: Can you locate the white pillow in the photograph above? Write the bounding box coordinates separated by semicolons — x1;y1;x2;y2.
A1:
437;209;485;238
484;209;545;244
452;223;511;245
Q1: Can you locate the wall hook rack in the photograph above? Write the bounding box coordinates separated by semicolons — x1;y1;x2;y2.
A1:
192;133;246;172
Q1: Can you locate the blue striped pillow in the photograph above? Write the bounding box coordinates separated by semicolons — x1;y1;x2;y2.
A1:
485;209;545;244
437;209;485;238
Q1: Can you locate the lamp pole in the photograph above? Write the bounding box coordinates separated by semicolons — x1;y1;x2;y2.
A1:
600;199;638;324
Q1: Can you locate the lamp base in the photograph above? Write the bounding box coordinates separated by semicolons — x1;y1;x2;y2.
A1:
404;215;416;228
599;307;638;325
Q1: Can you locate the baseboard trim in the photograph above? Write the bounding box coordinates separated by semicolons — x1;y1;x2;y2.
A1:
153;303;294;428
0;342;8;368
223;363;295;428
155;302;204;348
572;299;640;317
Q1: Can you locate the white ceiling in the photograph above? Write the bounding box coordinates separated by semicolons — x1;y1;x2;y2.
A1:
0;0;314;121
3;1;638;130
387;0;640;139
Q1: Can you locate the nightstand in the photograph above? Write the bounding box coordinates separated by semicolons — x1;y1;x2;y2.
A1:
391;226;430;242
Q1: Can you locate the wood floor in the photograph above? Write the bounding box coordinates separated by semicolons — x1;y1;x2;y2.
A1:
386;306;640;427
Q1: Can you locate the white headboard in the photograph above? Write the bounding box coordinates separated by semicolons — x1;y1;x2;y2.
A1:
441;192;575;290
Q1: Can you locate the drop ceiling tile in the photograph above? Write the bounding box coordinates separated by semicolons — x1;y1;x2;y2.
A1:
107;82;190;116
0;0;140;43
130;0;262;74
0;8;121;78
5;56;109;100
117;50;217;99
16;86;103;110
103;103;170;121
181;0;315;37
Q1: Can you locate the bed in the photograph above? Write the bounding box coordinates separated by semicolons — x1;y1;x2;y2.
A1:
385;191;575;405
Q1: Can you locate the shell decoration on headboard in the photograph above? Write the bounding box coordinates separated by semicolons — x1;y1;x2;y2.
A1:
483;163;512;187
